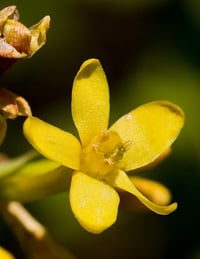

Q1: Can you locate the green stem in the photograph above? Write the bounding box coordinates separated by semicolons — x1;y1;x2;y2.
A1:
0;150;38;179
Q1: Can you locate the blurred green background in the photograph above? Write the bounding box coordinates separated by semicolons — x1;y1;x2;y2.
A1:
0;0;200;258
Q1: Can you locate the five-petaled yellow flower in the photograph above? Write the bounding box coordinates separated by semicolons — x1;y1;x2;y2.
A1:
23;58;184;234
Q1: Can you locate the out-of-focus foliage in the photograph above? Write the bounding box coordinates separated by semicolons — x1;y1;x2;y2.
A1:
0;0;200;258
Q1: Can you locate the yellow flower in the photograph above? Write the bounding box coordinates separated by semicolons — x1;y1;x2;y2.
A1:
23;58;184;234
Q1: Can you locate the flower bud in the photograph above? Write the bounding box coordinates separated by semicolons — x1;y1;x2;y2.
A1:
0;5;50;59
0;88;31;119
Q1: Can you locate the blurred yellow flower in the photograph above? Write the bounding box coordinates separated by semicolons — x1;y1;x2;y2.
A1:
23;58;184;234
0;247;15;259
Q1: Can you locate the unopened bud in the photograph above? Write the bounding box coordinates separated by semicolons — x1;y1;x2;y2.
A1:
0;88;32;119
0;6;50;59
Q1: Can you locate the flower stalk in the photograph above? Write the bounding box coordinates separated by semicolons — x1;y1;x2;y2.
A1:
0;201;76;259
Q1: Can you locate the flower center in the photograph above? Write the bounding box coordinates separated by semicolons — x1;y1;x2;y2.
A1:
80;130;127;179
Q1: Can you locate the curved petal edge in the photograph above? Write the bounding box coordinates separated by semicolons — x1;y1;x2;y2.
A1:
23;116;81;170
106;169;177;215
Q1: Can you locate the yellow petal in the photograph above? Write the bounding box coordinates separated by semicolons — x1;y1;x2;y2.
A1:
130;176;172;206
0;247;15;259
106;169;177;215
28;15;50;57
23;116;81;170
71;59;110;146
110;101;184;171
136;147;171;172
70;171;119;234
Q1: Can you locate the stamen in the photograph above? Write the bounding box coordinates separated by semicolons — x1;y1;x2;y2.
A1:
108;141;131;164
80;130;130;179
